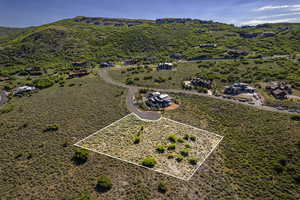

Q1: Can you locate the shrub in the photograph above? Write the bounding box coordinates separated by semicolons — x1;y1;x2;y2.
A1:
141;157;157;168
180;149;189;157
0;104;14;114
158;181;167;193
76;192;91;200
156;145;166;153
133;77;140;81
176;155;183;162
184;144;191;148
126;78;134;85
183;134;190;140
143;75;152;80
68;83;75;87
167;153;176;159
167;134;177;143
33;77;54;89
177;138;184;143
167;144;176;150
291;115;300;121
189;157;199;165
96;176;112;192
133;136;140;144
73;148;89;164
44;124;59;132
190;135;196;141
273;163;284;174
293;174;300;184
139;88;149;94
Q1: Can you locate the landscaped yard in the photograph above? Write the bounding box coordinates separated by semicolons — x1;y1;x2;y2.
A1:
76;113;223;180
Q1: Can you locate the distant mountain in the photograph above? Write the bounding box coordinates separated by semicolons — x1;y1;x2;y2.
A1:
0;17;299;75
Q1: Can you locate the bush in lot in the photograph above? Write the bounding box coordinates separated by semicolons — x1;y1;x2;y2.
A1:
0;104;14;114
167;134;177;143
133;136;140;144
177;138;184;143
188;157;199;165
43;124;59;132
176;154;183;162
139;88;149;93
184;144;191;148
73;148;89;164
158;181;167;193
126;77;134;85
141;157;157;168
180;149;189;157
156;145;166;153
190;135;196;141
167;144;176;150
183;134;190;140
33;77;54;89
96;176;112;192
143;75;152;80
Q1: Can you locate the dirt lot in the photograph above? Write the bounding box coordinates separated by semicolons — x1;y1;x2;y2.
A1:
76;113;223;180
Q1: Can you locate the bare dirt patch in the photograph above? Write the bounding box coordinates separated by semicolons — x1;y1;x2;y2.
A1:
164;104;180;111
75;113;223;180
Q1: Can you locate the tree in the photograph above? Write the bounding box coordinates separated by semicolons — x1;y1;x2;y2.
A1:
158;181;167;193
141;157;157;168
96;176;112;192
73;148;89;164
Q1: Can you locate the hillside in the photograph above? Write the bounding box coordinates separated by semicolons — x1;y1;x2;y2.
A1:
0;17;300;76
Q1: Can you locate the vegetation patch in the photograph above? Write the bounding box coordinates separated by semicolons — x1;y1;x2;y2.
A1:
75;113;223;180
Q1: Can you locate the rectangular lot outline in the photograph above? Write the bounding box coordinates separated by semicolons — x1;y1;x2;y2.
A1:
74;113;223;181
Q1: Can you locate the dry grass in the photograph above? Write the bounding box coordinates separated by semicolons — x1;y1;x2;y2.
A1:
76;113;223;180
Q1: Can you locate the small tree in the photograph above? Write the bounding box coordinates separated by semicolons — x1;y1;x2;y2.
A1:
180;149;189;157
133;136;140;144
158;181;168;193
96;176;112;192
189;157;199;165
156;145;166;153
73;148;89;164
167;134;177;143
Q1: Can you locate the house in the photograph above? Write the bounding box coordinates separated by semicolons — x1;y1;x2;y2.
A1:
239;32;258;39
100;62;114;68
190;78;212;89
13;86;36;96
0;76;10;81
68;69;89;78
199;43;217;48
146;92;173;108
224;83;255;95
261;32;276;37
266;81;292;99
72;61;87;67
123;59;139;65
227;49;248;58
170;53;182;59
145;56;157;61
157;63;174;70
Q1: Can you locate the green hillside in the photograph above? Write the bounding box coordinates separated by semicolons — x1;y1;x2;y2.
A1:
0;17;300;76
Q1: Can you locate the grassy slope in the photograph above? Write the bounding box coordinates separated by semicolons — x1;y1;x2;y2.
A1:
0;75;299;199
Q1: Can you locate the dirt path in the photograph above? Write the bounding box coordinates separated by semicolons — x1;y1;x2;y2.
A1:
98;69;297;117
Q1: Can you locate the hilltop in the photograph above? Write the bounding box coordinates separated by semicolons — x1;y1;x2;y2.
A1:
0;16;300;75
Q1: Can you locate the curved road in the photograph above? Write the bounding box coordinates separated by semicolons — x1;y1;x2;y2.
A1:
98;69;297;119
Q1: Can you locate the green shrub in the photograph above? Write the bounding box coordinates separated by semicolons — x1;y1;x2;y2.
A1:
167;153;176;159
96;176;112;192
73;148;89;164
76;192;91;200
33;77;54;89
139;88;149;93
167;134;177;143
0;104;14;114
133;136;140;144
44;124;59;132
176;155;183;162
141;157;157;168
158;181;167;193
180;149;189;157
167;144;176;150
68;83;75;87
183;134;190;140
156;145;166;153
189;157;199;165
184;144;191;148
190;135;196;141
291;115;300;121
177;138;184;143
293;174;300;184
126;77;134;85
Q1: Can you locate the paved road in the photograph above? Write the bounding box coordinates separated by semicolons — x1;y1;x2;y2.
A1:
98;69;297;118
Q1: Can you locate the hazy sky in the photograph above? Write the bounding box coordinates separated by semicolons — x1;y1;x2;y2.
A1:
1;0;300;27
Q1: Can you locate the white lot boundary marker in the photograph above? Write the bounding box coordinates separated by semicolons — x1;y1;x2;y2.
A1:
74;113;223;181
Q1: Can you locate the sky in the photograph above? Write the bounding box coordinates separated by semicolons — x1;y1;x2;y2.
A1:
1;0;300;27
